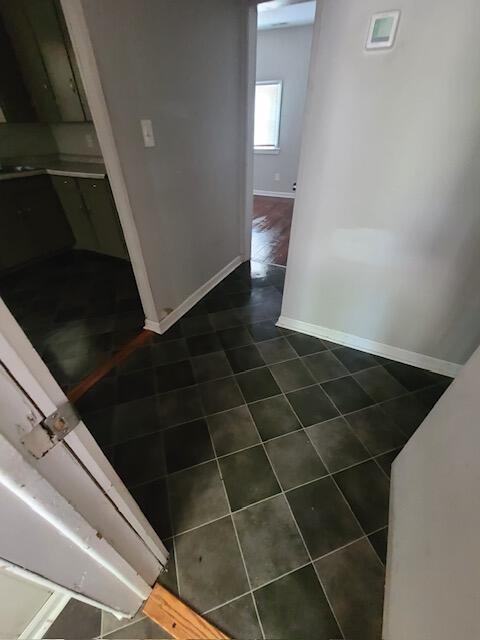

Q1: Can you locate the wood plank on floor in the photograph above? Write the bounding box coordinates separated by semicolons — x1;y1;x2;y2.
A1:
67;329;154;403
143;584;229;640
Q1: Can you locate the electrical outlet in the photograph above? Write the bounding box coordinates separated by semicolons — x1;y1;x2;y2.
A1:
274;173;280;182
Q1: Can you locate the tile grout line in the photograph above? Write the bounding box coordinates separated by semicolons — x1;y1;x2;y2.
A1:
238;387;347;639
203;409;267;640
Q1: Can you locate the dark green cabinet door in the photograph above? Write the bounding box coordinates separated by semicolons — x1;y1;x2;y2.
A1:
17;176;74;257
22;0;85;122
0;1;60;122
0;182;35;268
51;176;98;251
78;179;128;260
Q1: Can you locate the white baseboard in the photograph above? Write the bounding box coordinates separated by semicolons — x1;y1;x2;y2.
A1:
276;316;461;378
254;190;296;199
145;256;243;335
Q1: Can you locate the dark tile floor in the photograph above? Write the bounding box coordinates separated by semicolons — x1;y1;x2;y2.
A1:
72;260;450;640
0;251;144;393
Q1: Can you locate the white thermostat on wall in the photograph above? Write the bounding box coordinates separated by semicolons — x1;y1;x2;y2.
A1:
366;11;400;50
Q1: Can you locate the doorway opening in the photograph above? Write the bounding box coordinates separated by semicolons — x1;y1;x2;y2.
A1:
251;0;316;267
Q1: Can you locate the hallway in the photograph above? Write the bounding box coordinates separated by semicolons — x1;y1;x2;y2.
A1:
69;260;449;639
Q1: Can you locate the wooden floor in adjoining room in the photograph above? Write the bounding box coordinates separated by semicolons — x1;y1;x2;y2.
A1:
251;195;294;267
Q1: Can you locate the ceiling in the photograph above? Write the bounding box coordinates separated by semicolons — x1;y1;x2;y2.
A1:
257;0;316;31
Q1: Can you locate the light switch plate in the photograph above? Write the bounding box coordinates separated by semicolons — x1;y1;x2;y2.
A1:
140;119;155;147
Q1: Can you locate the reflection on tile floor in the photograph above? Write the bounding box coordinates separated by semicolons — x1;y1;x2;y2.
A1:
0;250;144;393
74;260;450;640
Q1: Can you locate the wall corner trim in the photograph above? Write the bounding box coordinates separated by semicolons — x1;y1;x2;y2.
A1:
254;190;296;199
276;315;462;378
144;256;243;335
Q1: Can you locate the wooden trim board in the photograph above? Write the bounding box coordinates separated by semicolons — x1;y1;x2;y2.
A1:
143;584;229;640
67;329;153;403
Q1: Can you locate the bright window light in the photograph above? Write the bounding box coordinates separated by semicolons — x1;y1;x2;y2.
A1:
254;81;282;151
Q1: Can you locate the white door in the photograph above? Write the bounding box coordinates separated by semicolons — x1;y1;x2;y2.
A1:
0;299;168;619
383;346;480;638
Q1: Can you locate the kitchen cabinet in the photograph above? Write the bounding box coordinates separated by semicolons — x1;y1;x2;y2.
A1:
0;176;74;271
77;179;128;260
0;0;89;123
50;176;98;252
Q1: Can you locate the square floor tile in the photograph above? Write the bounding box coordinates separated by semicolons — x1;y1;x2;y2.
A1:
234;495;308;589
384;361;437;391
181;314;213;337
113;431;166;487
130;477;171;539
151;339;189;365
380;394;429;437
354;366;406;402
256;337;296;364
248;395;300;440
103;617;169;639
76;377;116;412
286;385;338;427
186;332;223;356
219;445;280;511
307;417;370;473
207;405;260;455
286;333;326;356
44;599;101;640
164;419;214;473
155;360;195;393
168;461;229;534
83;406;116;447
199;377;244;415
247;320;283;342
156;387;204;429
376;448;401;478
269;358;315;393
208;309;243;331
191;351;232;383
158;539;178;596
254;564;340;640
206;594;261;640
265;431;327;490
175;516;249;613
414;382;449;411
286;476;362;558
217;326;253;349
345;405;406;456
334;460;390;533
369;527;388;565
115;344;152;374
302;350;349;383
226;344;264;373
117;368;156;403
236;367;281;403
322;376;374;414
315;538;385;640
332;346;378;373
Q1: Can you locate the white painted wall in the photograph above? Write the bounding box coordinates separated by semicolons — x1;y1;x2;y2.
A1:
280;0;480;369
254;25;313;195
384;344;480;638
79;0;248;319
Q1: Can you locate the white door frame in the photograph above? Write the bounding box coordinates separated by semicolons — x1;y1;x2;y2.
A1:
0;300;167;570
60;0;162;328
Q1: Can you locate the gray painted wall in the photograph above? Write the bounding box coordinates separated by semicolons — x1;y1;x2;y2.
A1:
50;123;101;159
281;0;480;367
254;25;313;195
384;343;480;638
80;0;247;315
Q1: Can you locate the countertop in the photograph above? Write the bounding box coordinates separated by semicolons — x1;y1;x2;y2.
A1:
0;161;106;181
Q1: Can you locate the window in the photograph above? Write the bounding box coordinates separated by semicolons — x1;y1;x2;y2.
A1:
254;81;282;152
